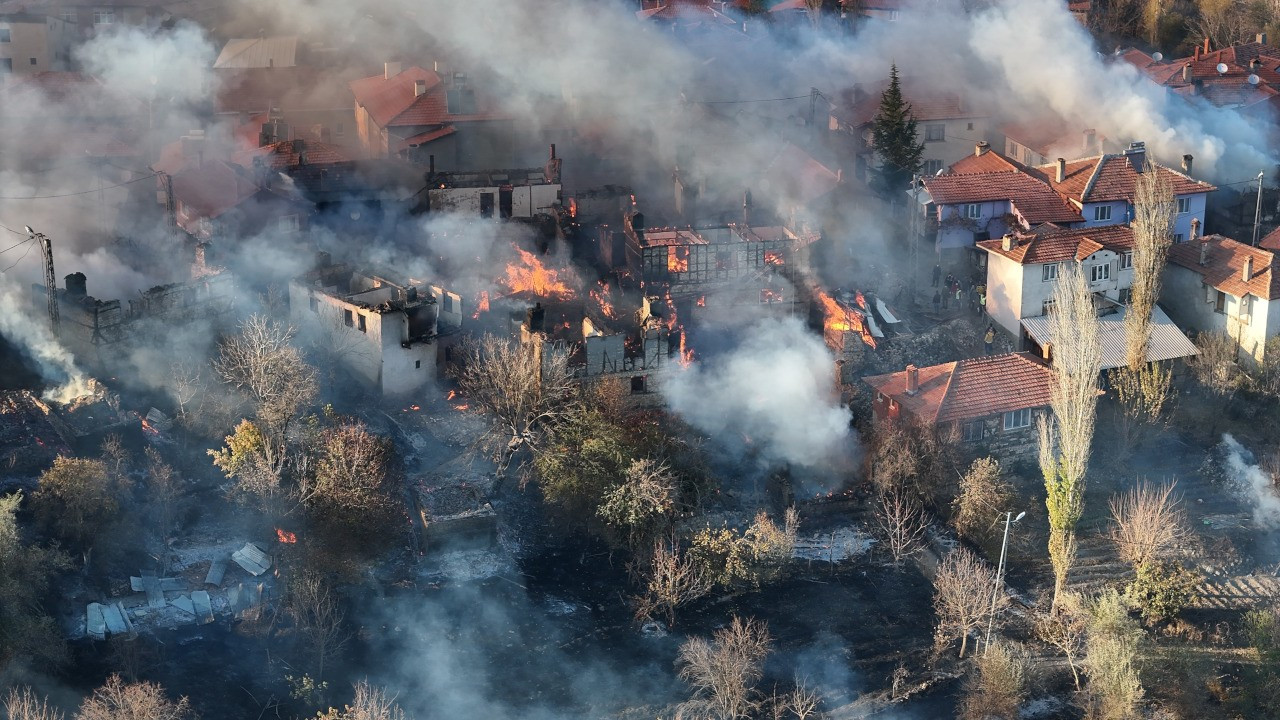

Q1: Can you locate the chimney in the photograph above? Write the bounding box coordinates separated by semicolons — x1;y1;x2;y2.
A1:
549;143;556;160
905;364;919;395
742;189;753;226
414;79;427;97
1259;32;1269;45
384;62;401;80
1083;128;1097;153
1199;237;1209;266
1191;216;1201;241
1194;46;1201;61
1055;157;1066;183
1204;37;1211;55
1182;154;1194;175
64;272;87;298
428;154;435;176
1183;63;1192;82
975;140;990;157
1125;141;1146;172
1243;254;1254;282
1001;233;1015;251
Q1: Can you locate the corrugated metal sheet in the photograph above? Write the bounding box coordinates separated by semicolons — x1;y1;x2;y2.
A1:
214;36;298;69
1021;304;1199;371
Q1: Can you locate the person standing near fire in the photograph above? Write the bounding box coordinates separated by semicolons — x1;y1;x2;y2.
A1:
984;325;995;355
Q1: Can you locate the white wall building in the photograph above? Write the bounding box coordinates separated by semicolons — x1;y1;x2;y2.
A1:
1163;235;1280;364
289;261;462;397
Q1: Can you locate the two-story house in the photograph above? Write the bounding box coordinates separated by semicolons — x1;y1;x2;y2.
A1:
978;224;1198;368
1163;234;1280;364
1038;143;1215;242
0;12;72;74
921;143;1082;252
863;352;1054;456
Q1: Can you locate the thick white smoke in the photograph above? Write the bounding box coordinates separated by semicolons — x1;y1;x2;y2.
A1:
0;279;91;402
664;316;853;469
1218;433;1280;530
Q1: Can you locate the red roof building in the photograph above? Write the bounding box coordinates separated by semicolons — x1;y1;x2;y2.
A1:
349;64;515;169
864;352;1053;450
1122;36;1280;111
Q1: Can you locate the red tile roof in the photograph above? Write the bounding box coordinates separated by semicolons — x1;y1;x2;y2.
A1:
1121;41;1280;108
978;224;1134;265
1037;152;1215;203
636;0;739;24
864;352;1054;424
395;125;457;151
231;139;352;170
1259;226;1280;252
923;170;1083;224
949;149;1024;175
1167;234;1280;300
349;66;507;129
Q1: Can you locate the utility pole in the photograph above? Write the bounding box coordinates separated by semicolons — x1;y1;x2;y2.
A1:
1253;170;1265;246
984;510;1025;656
28;227;59;335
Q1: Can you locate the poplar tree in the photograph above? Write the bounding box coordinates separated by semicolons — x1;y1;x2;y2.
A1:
871;64;924;199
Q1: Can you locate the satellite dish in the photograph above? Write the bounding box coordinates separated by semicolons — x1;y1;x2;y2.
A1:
1152;52;1164;62
1217;62;1229;74
1250;74;1261;85
934;168;945;176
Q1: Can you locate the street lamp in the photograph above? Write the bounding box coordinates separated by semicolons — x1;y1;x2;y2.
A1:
984;510;1026;655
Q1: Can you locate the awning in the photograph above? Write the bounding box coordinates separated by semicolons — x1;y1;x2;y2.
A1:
1021;304;1199;371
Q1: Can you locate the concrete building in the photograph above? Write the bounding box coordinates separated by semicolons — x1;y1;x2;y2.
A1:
423;145;563;219
977;224;1198;368
0;12;71;74
828;82;988;180
289;261;463;397
1163;234;1280;365
863;352;1053;456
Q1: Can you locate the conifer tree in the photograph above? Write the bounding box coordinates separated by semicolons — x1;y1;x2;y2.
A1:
871;64;925;199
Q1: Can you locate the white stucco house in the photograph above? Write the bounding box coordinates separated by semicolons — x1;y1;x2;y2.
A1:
978;224;1198;369
289;260;463;397
1163;234;1280;364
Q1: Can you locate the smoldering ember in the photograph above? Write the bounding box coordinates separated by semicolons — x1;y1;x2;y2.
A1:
9;3;1280;720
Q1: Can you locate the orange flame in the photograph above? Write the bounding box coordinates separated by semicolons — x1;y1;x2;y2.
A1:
816;290;877;350
471;291;490;319
590;281;616;319
502;246;575;299
568;198;578;218
696;295;706;307
764;250;784;266
667;246;690;273
678;331;694;368
761;288;784;304
276;528;297;544
141;419;159;435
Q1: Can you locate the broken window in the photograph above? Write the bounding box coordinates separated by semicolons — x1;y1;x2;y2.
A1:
343;309;353;327
415;360;421;369
630;376;647;395
309;294;318;313
1003;408;1032;430
278;214;300;233
479;192;494;218
443;294;454;313
358;314;367;333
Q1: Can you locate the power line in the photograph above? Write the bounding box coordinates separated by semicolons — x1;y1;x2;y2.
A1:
0;237;31;255
0;172;159;200
0;220;26;236
1;239;36;272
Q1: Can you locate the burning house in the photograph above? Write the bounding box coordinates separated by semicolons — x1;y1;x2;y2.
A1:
289;258;463;397
421;144;563;220
812;287;882;384
518;294;672;403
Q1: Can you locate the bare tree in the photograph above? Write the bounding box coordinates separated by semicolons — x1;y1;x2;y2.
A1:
214;315;318;444
951;457;1011;541
875;489;928;566
1108;361;1174;455
1034;592;1088;690
635;537;712;628
316;681;407;720
4;687;65;720
677;616;772;720
453;333;579;476
1192;0;1265;50
74;675;192;720
303;422;393;515
168;359;203;425
1040;262;1102;607
933;547;999;658
1109;480;1190;570
145;448;183;541
286;572;347;680
959;640;1029;720
1126;161;1175;370
1188;330;1240;401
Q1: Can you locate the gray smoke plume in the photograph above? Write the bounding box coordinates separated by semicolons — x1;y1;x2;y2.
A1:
1217;433;1280;530
664;316;854;470
0;279;91;402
